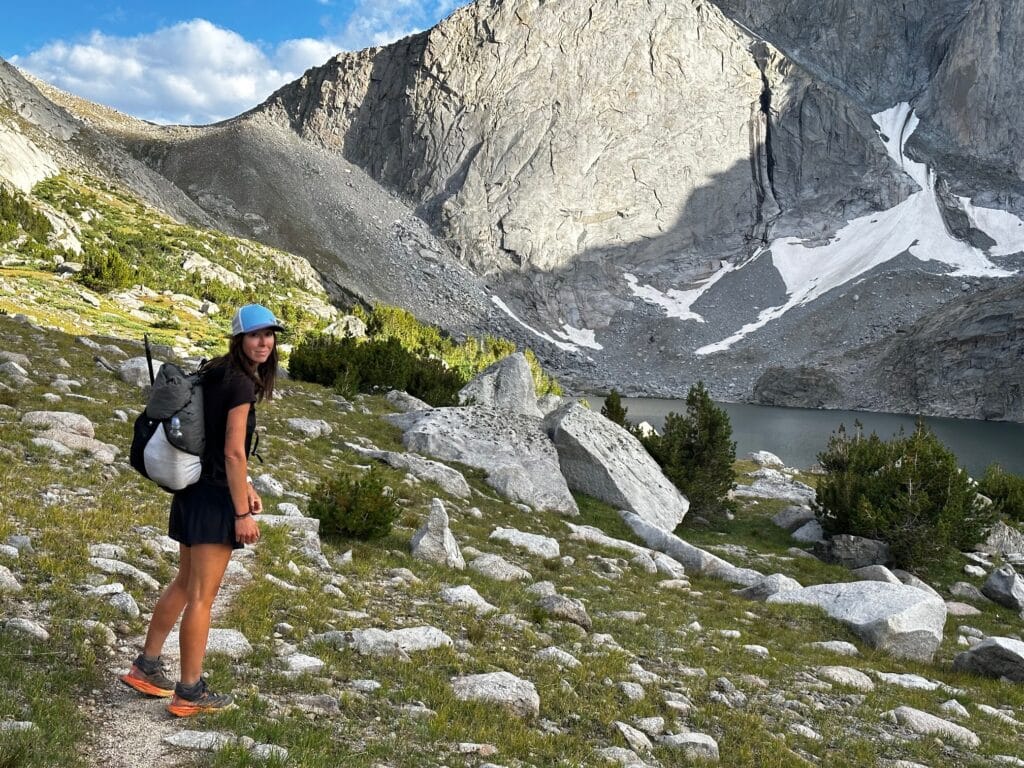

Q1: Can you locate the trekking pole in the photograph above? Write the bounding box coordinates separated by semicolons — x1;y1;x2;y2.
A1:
143;333;155;386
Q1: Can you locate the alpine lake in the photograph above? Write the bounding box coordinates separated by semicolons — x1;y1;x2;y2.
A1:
590;397;1024;477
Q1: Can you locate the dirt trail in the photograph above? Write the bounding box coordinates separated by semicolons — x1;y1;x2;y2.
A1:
82;560;252;768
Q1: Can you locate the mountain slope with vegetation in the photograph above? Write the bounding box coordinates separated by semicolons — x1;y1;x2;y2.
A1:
0;268;1022;767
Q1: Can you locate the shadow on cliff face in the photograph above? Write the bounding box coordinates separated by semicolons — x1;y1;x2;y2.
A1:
711;0;973;111
480;71;1023;410
487;63;916;363
868;277;1024;421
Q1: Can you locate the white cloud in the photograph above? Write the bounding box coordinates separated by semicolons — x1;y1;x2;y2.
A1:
274;38;340;75
333;0;470;51
13;20;315;124
12;2;471;125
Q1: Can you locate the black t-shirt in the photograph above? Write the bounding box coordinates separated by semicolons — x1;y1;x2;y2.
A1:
200;364;257;486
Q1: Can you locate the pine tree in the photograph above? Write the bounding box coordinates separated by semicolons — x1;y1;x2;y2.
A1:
601;389;628;427
814;420;994;570
649;382;736;514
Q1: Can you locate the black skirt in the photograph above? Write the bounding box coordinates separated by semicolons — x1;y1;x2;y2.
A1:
169;480;243;550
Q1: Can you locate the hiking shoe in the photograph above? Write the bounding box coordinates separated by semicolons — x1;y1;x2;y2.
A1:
119;655;175;698
166;679;235;717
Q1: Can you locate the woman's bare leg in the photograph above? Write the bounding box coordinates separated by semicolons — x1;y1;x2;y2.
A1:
178;543;233;685
141;544;192;658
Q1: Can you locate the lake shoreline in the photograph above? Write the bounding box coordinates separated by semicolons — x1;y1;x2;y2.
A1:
581;392;1024;427
586;396;1024;477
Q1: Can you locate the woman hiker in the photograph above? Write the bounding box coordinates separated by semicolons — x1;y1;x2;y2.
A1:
119;304;282;716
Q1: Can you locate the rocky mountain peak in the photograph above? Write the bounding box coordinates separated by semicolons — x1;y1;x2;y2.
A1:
259;0;788;275
5;0;1023;419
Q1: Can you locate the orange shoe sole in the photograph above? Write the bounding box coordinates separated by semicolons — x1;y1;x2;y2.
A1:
119;671;173;698
166;699;235;717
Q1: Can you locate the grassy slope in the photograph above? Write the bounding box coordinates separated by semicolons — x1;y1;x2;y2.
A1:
0;178;1022;768
1;173;335;356
0;313;1022;768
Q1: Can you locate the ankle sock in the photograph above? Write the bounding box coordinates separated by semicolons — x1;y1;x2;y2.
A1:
136;654;162;674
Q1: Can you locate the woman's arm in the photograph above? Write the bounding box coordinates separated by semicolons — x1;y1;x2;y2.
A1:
225;403;259;544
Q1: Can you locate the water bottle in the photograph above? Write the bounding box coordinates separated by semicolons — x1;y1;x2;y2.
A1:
169;416;183;440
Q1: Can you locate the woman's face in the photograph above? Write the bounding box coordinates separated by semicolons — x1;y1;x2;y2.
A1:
242;329;276;367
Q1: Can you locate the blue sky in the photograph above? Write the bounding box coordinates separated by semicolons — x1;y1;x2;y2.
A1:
3;1;470;125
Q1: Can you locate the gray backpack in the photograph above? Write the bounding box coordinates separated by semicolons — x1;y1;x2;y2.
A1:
129;337;205;492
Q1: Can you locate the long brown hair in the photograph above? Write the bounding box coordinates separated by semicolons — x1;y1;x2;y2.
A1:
202;333;278;402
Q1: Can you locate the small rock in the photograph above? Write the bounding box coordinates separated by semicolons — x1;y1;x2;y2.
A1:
451;671;540;718
3;618;49;641
489;527;560;559
816;666;875;692
468;553;532;582
614;721;653;752
411;498;465;570
0;565;22;593
807;640;860;656
440;585;497;614
253;474;285;497
534;646;581;669
658;732;720;761
536;594;592;630
884;706;979;747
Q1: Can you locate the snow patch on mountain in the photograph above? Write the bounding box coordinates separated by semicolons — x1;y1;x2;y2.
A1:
695;104;1021;355
960;198;1024;258
623;263;740;323
491;296;601;353
552;324;603;350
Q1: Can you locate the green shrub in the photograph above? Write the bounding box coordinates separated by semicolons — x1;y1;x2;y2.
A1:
367;304;442;350
977;464;1024;523
364;304;562;396
641;382;736;516
357;336;415;392
288;333;465;406
600;389;628;427
78;243;136;291
405;356;465;407
287;334;353;388
814;421;995;569
308;467;400;540
0;185;52;243
0;220;17;243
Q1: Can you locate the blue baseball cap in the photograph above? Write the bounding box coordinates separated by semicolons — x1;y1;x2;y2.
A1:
231;304;285;336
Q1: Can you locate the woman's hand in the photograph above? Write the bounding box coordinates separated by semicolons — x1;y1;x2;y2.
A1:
235;514;260;545
247;483;263;515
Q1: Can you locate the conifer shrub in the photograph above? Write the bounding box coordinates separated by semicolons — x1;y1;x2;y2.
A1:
0;185;52;243
286;334;351;388
405;357;465;407
357;336;415;393
977;464;1024;523
79;244;135;291
601;389;629;427
308;467;400;540
0;219;17;243
364;304;561;396
814;421;995;569
288;333;465;406
640;381;736;516
289;302;562;404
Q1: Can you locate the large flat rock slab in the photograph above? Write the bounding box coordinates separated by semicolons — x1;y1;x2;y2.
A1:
386;406;577;514
768;581;946;662
545;402;688;530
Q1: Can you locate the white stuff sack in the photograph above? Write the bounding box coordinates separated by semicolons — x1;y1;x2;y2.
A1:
143;423;202;491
